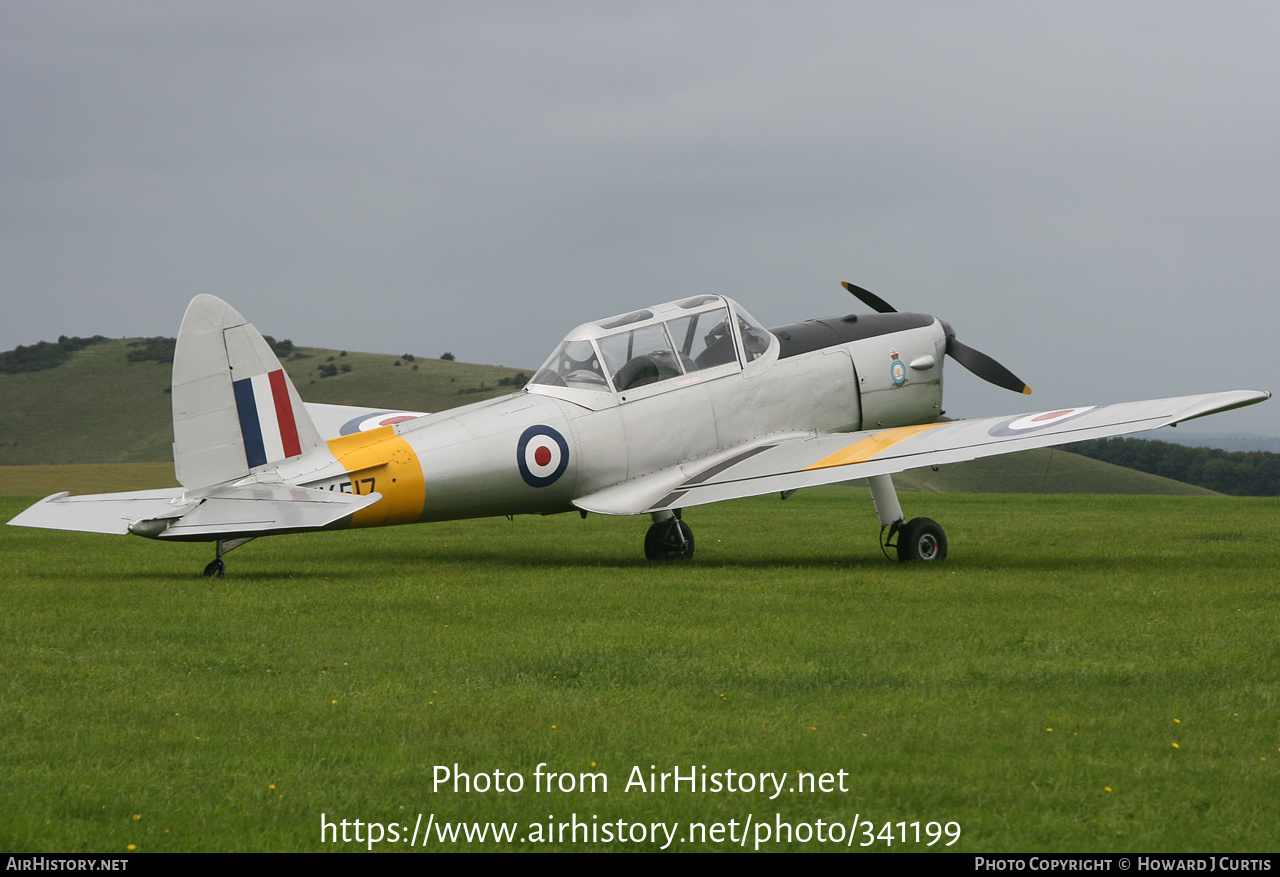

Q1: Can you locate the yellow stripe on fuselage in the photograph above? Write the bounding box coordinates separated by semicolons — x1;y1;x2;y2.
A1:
804;422;944;471
325;426;426;528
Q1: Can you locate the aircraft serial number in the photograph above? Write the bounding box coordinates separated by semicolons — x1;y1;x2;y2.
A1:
326;478;376;495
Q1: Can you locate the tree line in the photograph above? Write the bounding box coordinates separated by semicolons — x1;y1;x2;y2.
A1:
1066;437;1280;496
0;335;108;374
2;334;300;373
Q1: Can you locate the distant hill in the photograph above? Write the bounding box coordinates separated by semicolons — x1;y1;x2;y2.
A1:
0;338;529;466
1065;436;1280;496
0;336;1223;497
892;447;1216;496
1154;433;1280;455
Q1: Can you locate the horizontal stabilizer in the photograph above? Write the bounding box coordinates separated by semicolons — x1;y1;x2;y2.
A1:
8;488;189;535
8;483;379;541
157;483;380;539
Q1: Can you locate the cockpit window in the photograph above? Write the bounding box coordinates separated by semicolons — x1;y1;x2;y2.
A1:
736;306;772;362
527;296;771;401
598;324;682;391
667;306;737;370
530;339;612;391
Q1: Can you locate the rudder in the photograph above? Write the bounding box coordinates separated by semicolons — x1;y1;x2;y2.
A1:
171;295;322;488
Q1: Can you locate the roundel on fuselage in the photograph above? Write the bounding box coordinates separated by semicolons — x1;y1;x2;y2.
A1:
517;425;570;488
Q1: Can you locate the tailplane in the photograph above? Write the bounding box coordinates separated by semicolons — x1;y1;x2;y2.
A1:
171;295;324;488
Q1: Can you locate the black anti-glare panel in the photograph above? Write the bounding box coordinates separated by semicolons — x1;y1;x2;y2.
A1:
770;312;935;359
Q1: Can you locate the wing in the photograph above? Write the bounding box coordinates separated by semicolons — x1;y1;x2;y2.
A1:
573;390;1270;515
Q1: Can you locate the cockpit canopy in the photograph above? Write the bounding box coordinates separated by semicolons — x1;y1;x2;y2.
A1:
529;295;773;401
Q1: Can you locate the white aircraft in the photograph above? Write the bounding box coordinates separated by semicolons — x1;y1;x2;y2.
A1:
9;286;1269;576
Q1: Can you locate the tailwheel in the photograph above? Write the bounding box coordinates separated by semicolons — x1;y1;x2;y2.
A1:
644;512;695;561
203;558;226;578
893;517;947;563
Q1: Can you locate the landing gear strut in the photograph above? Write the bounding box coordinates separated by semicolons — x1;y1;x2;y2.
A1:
202;537;256;577
867;474;948;563
645;509;694;560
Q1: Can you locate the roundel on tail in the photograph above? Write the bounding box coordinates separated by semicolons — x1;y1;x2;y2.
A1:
517;425;570;488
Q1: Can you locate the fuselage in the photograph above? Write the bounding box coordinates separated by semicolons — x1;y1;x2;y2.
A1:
289;297;949;527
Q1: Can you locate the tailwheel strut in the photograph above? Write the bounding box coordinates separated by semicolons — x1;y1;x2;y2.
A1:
202;537;256;577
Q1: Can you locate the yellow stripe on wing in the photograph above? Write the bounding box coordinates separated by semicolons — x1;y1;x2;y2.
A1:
804;422;945;471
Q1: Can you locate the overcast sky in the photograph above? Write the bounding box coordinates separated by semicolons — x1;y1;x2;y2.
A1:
3;1;1277;435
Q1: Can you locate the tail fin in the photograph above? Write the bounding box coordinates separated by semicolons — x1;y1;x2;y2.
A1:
171;295;323;488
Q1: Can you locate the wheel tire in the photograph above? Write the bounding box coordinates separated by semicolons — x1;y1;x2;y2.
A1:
896;517;947;562
203;558;226;578
644;519;695;561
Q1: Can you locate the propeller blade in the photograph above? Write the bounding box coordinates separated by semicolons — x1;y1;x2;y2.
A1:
945;337;1032;394
841;281;897;314
838;281;1030;393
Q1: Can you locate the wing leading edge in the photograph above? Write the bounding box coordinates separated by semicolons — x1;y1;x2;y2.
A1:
573;390;1270;516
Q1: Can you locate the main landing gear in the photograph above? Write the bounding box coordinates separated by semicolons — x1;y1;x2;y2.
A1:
868;473;948;563
640;476;947;563
644;509;694;560
888;516;947;562
202;537;256;577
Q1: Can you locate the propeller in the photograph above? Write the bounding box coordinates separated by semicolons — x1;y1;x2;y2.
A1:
942;333;1032;395
841;281;1032;395
840;281;897;314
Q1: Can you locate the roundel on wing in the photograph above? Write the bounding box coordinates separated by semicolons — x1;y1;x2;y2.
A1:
517;425;570;488
988;406;1100;437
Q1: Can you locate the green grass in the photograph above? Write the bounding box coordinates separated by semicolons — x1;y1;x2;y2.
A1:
2;490;1277;852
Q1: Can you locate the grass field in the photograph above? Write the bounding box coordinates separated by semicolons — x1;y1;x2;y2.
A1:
2;489;1277;852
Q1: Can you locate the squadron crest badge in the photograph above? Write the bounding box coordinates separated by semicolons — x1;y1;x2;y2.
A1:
889;350;908;387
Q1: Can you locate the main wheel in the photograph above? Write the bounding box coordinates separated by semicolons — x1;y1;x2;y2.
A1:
203;558;226;578
896;517;947;562
644;519;695;560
